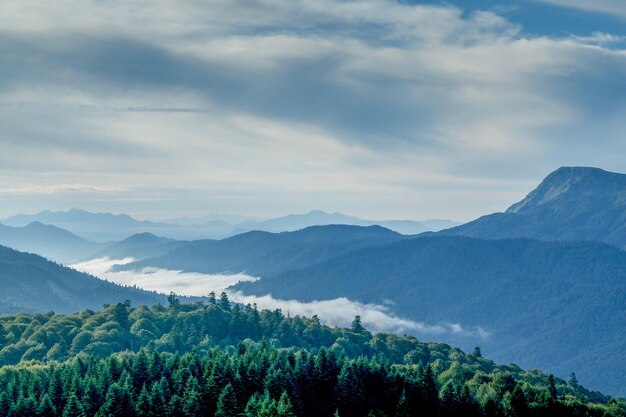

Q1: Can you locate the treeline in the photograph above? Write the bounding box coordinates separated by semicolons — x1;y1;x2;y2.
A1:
0;295;623;416
0;344;623;417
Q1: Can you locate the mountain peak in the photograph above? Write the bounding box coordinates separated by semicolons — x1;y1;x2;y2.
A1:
506;167;625;214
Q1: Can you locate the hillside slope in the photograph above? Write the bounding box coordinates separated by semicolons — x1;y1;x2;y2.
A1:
117;225;406;276
234;236;626;395
85;232;182;261
441;167;626;249
0;222;109;263
0;245;164;313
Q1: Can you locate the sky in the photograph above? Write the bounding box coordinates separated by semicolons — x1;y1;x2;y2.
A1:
1;0;625;222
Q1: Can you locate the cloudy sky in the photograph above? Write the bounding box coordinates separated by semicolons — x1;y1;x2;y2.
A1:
1;0;625;222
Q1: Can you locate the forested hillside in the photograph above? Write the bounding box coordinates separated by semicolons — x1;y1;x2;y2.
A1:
0;297;622;417
234;236;626;395
0;245;165;314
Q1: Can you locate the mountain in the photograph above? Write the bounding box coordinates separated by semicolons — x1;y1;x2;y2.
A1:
0;222;109;263
441;167;626;249
163;213;260;226
116;225;406;276
86;232;183;261
1;208;235;241
0;245;164;313
3;208;458;242
236;209;454;235
233;236;626;395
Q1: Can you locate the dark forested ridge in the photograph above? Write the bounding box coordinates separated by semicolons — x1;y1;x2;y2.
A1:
0;245;165;314
0;298;623;417
116;225;405;276
440;167;626;249
234;236;626;396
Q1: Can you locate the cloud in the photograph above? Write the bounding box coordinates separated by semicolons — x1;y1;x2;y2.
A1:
70;257;489;339
535;0;626;19
0;0;625;221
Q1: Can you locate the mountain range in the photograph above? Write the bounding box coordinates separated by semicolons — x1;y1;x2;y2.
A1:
115;225;406;276
1;208;457;243
0;166;624;396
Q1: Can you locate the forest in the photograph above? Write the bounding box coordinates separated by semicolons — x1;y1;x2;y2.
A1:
0;294;623;417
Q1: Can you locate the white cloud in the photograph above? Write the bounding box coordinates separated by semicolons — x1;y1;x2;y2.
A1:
0;0;625;221
535;0;626;19
70;257;489;339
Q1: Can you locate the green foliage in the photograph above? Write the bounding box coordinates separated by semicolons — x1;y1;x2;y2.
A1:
0;302;622;417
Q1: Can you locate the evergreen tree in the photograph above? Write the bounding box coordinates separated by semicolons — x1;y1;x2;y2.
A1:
38;394;57;417
277;391;297;417
0;392;12;417
63;394;86;417
395;389;410;417
10;396;38;417
219;292;231;310
472;346;482;357
182;377;202;417
335;363;366;417
135;385;152;417
97;382;135;417
208;291;217;305
215;383;239;417
351;315;365;333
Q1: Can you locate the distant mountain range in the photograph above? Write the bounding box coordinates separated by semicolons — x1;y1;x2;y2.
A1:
440;167;626;249
0;222;109;263
1;208;457;242
235;210;458;235
0;245;165;313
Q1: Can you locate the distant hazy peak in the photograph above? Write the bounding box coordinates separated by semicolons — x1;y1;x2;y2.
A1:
507;166;626;214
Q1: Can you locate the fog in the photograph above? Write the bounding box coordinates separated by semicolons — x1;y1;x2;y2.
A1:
71;257;489;339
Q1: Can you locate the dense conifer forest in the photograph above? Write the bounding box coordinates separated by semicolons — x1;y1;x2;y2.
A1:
0;295;623;417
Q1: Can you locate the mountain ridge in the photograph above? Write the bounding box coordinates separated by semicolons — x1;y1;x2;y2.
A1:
440;166;626;249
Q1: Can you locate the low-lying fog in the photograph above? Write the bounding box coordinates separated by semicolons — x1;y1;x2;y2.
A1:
71;257;488;340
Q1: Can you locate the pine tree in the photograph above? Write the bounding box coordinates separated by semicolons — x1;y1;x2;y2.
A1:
97;382;135;417
215;383;239;417
335;363;366;417
38;394;57;417
219;292;231;310
277;391;297;417
351;315;365;333
182;377;202;417
10;396;38;417
135;385;152;417
63;394;86;417
395;389;410;417
82;378;103;417
243;392;262;417
132;350;150;390
0;392;12;417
